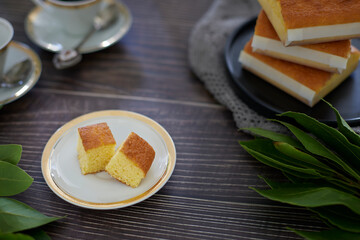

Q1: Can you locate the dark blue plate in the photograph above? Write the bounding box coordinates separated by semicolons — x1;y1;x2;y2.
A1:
225;18;360;126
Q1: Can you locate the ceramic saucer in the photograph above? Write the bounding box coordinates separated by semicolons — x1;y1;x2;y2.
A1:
0;41;41;105
25;0;132;53
41;110;176;210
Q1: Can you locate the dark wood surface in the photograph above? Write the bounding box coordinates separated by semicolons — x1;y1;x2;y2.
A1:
0;1;325;239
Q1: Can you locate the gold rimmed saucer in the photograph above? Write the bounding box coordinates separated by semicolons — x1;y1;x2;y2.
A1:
25;0;132;53
41;110;176;210
0;41;41;105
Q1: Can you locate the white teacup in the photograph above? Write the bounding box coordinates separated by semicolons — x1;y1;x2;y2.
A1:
0;18;14;76
31;0;102;36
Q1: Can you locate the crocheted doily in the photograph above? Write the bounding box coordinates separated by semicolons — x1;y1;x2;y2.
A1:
188;0;285;132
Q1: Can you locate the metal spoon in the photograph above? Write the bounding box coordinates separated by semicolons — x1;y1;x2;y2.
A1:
0;59;32;88
53;3;119;70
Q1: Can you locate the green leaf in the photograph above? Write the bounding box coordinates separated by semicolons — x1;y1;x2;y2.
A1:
282;171;359;195
22;229;51;240
241;139;317;170
242;127;304;149
312;206;360;233
251;186;360;215
0;233;34;240
258;175;284;189
324;100;360;147
259;175;357;195
0;161;33;196
0;145;22;165
323;177;360;195
240;139;321;178
0;198;61;234
274;142;333;174
289;228;360;240
282;171;304;183
274;120;360;181
258;175;314;189
280;111;360;171
275;142;360;193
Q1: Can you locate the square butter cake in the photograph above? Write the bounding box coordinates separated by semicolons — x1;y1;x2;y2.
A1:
252;10;351;73
258;0;360;46
77;122;116;175
239;39;360;107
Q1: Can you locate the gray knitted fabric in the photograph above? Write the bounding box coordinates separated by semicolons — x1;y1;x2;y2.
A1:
189;0;360;133
188;0;286;132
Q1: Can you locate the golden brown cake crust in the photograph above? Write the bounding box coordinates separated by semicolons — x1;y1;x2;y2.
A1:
255;10;351;57
255;11;279;40
279;0;360;29
244;39;331;92
78;122;116;151
120;132;155;174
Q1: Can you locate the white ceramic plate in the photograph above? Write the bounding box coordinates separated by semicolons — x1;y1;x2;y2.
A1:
42;110;176;209
0;41;41;105
25;0;132;53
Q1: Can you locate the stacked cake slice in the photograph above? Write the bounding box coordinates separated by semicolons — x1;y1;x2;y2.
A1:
258;0;360;46
239;0;360;107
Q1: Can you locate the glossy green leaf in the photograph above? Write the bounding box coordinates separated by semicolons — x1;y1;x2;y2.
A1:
282;171;303;183
23;229;51;240
0;198;61;234
251;186;360;215
280;111;360;171
282;171;359;195
324;100;360;147
324;178;360;195
275;142;360;193
241;105;360;238
240;139;320;178
258;175;284;189
258;176;314;189
259;175;358;195
274;120;360;181
289;228;360;240
0;145;22;165
274;142;333;173
0;233;34;240
0;161;33;196
242;127;303;149
312;206;360;233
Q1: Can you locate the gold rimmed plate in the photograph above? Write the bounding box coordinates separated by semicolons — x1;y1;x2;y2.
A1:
42;110;176;209
0;41;41;105
25;0;132;53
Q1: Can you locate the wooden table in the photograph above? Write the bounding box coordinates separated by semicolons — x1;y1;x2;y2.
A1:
0;1;325;239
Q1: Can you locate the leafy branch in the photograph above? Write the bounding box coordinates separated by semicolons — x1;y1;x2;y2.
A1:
0;144;61;239
240;100;360;239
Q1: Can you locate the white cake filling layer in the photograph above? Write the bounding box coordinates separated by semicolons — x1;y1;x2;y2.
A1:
252;35;348;73
287;22;360;42
239;51;316;106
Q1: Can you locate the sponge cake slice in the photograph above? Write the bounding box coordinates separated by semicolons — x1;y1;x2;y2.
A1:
105;132;155;188
258;0;360;46
239;39;360;107
77;122;116;175
252;11;351;73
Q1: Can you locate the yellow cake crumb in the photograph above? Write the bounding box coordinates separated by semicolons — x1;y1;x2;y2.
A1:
77;122;116;175
105;132;155;188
